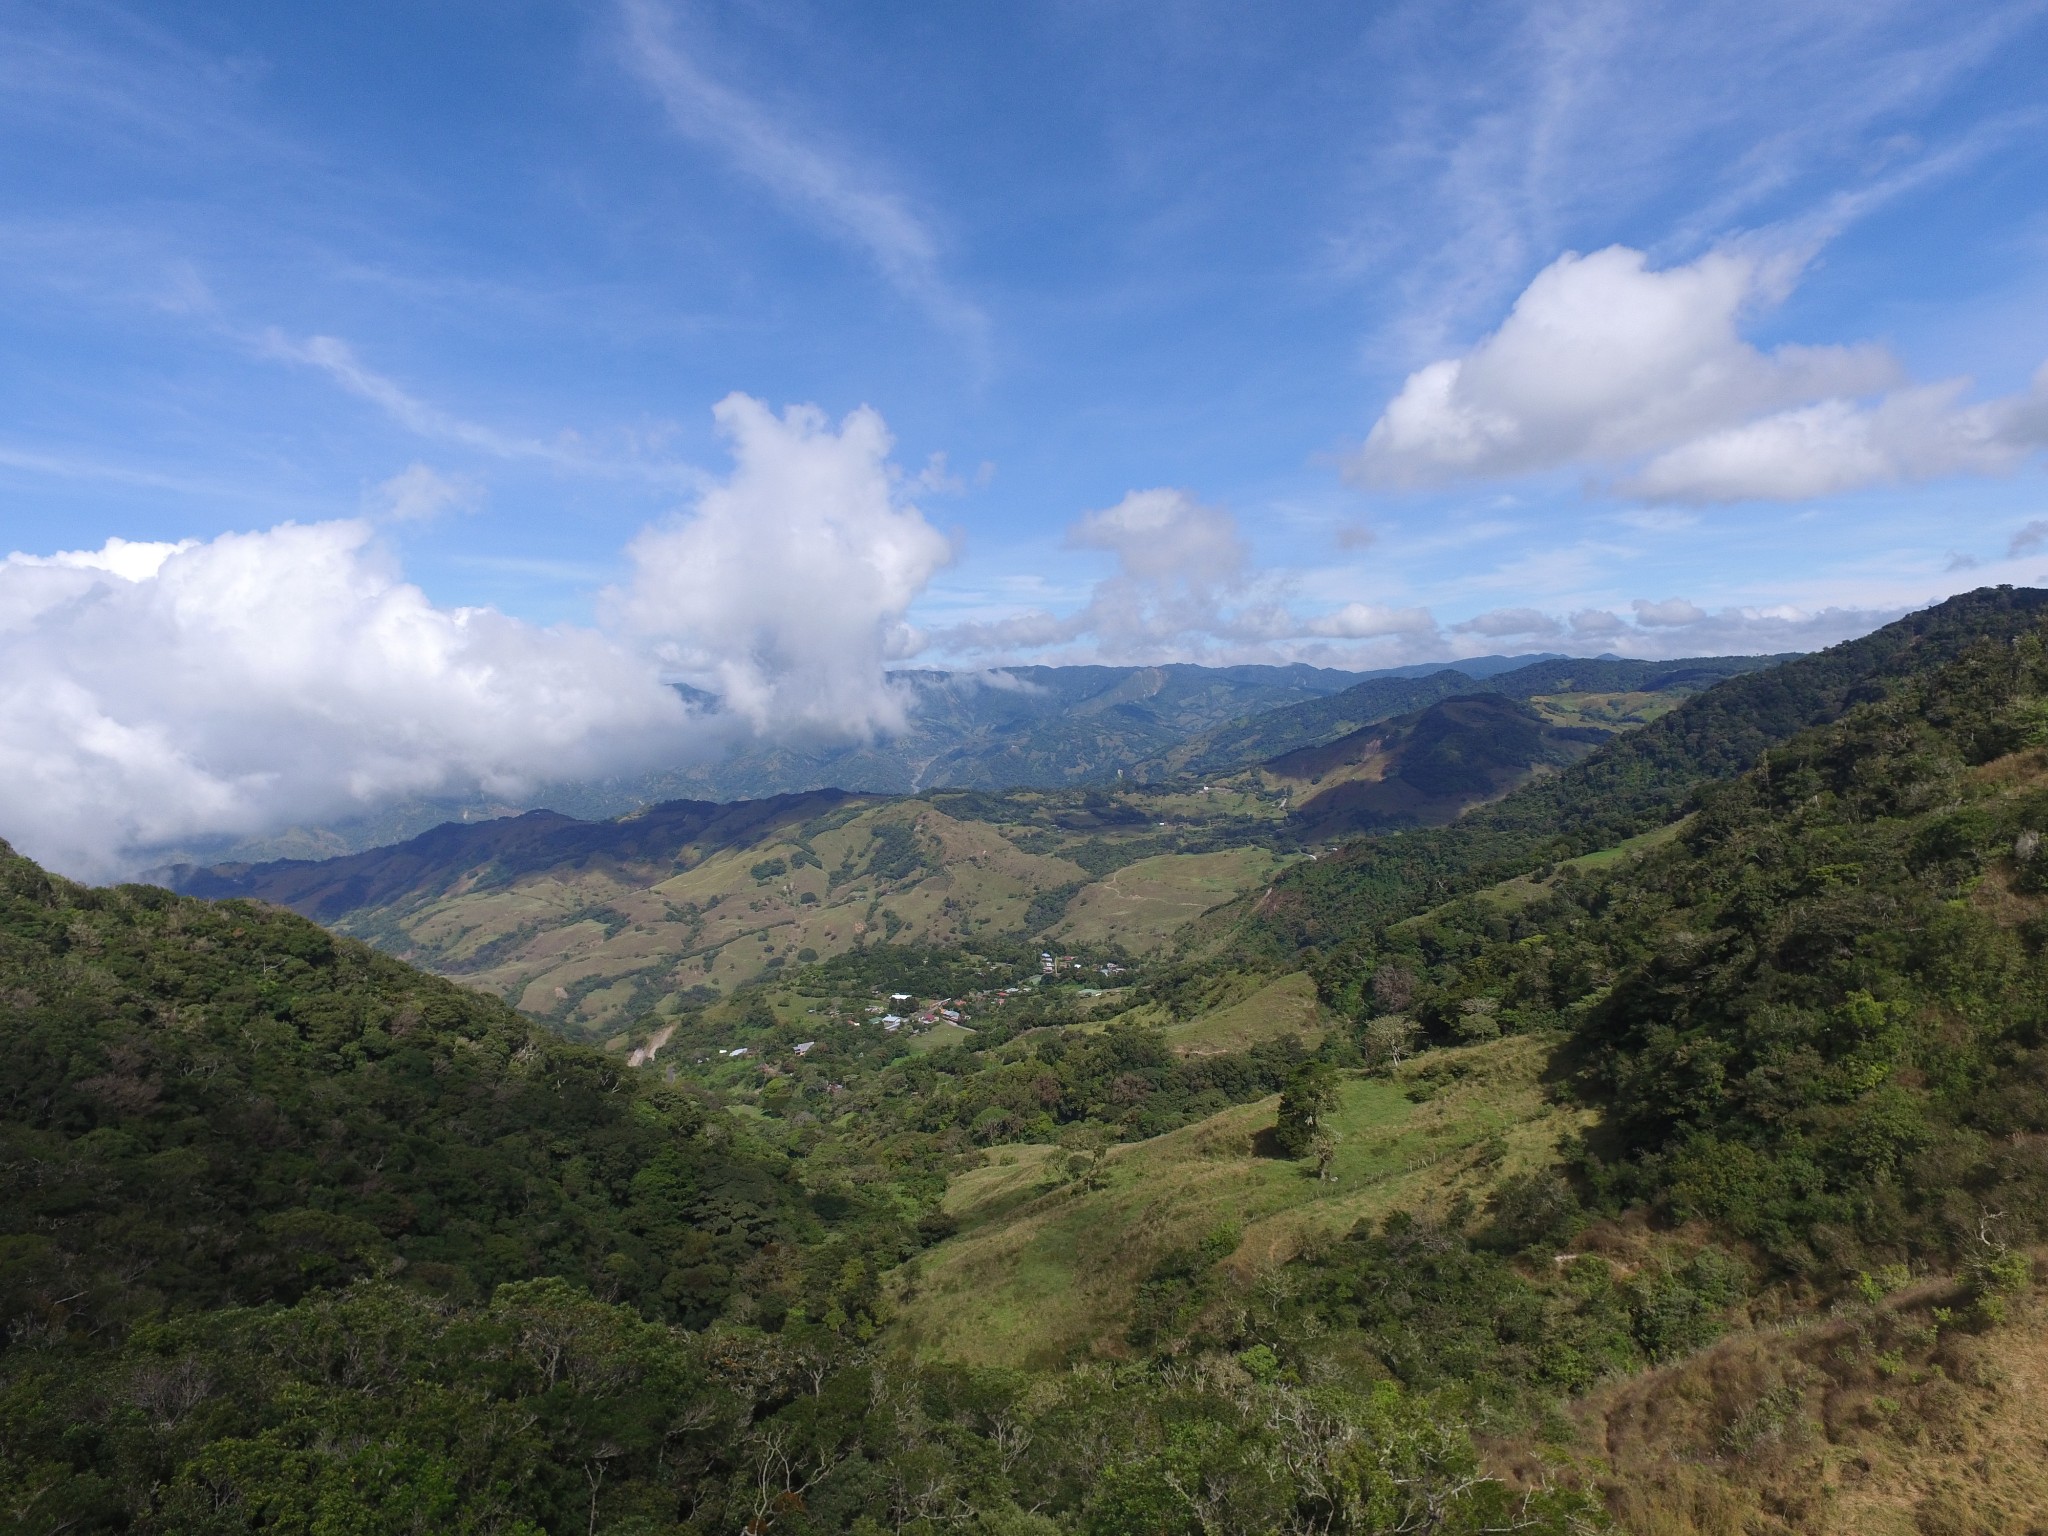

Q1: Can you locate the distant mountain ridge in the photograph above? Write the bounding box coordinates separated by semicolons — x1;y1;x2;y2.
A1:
148;654;1569;865
1142;653;1791;780
170;789;872;923
1250;585;2048;955
1267;692;1609;837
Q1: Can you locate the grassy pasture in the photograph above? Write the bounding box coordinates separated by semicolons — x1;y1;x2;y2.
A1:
1399;818;1690;922
893;1033;1588;1368
1051;847;1281;953
1158;971;1324;1056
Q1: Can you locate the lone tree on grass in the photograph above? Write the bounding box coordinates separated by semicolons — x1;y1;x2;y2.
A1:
1275;1061;1338;1159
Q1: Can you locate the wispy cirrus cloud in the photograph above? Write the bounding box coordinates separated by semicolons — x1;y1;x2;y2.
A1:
262;329;703;488
1342;0;2045;357
617;0;987;353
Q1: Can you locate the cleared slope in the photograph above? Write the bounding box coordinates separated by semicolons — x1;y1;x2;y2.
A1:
895;1034;1587;1368
172;787;1290;1030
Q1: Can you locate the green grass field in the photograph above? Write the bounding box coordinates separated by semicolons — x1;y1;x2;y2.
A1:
1050;847;1282;953
1158;971;1324;1056
892;1033;1588;1368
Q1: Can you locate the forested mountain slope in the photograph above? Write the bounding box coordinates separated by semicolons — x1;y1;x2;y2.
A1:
0;846;814;1339
1249;585;2048;956
1142;652;1785;781
1264;692;1608;836
0;840;1600;1536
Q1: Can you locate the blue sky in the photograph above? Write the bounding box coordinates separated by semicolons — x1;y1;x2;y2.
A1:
3;0;2048;871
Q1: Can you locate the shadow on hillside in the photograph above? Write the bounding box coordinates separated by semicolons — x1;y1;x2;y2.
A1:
1249;1126;1292;1159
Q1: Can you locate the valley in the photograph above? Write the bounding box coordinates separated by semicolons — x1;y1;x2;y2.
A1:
168;651;1764;1037
16;589;2048;1534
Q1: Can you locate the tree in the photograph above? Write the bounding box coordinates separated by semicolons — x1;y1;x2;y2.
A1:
1275;1062;1339;1158
1362;1015;1419;1072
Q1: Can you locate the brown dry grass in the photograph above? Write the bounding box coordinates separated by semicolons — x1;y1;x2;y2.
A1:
1499;1262;2048;1534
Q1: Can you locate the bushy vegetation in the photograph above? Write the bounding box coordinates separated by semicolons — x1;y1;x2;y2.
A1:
1307;625;2048;1287
3;1276;1601;1536
1260;585;2048;960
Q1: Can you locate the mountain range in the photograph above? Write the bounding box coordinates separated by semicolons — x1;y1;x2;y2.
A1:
166;649;1786;1033
149;653;1573;865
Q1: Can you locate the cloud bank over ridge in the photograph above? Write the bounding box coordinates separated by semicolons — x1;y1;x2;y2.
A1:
0;396;951;879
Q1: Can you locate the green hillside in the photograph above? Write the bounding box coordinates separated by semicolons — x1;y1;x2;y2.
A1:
1250;584;2048;962
172;783;1295;1035
1141;652;1786;782
19;591;2048;1533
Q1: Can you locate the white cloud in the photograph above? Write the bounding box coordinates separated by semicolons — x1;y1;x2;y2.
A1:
1354;245;2048;502
617;0;985;349
265;331;565;463
1441;597;1906;660
1452;606;1564;639
1304;602;1437;639
372;463;481;522
264;331;699;486
933;488;1304;662
1632;596;1710;626
0;522;694;880
1569;608;1627;635
1069;487;1247;590
607;393;953;736
1624;381;2026;502
0;393;956;879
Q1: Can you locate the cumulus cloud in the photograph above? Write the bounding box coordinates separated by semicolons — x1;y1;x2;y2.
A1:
933;488;1291;661
1623;381;2025;502
606;393;953;735
1355;246;2048;502
1066;489;1266;656
1569;608;1628;635
1;393;954;878
0;522;695;880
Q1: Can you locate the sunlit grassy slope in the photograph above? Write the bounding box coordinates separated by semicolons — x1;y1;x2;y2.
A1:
894;1033;1590;1368
1159;971;1323;1055
1538;1265;2048;1535
319;789;1288;1033
1051;847;1283;954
